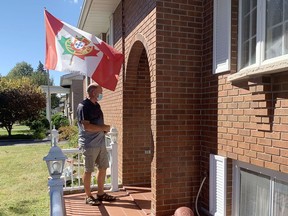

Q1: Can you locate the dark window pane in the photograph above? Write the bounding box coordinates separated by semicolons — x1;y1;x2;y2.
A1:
267;0;283;27
273;179;288;216
240;0;257;69
266;25;283;59
241;41;249;68
251;37;256;64
285;0;288;20
252;9;257;36
285;22;288;54
239;169;270;216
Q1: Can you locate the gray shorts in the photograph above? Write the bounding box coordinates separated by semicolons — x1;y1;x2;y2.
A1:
83;145;109;172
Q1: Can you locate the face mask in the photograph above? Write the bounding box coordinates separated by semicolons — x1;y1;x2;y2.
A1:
97;93;103;101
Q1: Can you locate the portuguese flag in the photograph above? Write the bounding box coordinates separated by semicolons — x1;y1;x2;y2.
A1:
44;10;123;91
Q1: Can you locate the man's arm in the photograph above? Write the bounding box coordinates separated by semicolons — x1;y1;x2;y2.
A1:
80;120;110;133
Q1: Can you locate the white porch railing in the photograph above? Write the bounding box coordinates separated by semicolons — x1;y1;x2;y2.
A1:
45;127;119;216
61;135;115;193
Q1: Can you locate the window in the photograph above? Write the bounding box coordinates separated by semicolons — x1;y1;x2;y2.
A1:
213;0;231;74
265;0;288;60
233;161;288;216
239;0;257;69
239;0;288;71
106;15;114;46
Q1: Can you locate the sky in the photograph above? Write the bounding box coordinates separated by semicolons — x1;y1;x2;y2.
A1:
0;0;83;86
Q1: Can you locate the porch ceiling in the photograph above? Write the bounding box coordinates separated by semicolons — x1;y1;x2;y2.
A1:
77;0;121;36
60;72;84;87
40;85;70;94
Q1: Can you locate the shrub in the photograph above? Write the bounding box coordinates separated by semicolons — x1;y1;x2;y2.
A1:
58;125;78;148
29;118;49;131
52;113;69;129
24;114;49;139
33;130;47;140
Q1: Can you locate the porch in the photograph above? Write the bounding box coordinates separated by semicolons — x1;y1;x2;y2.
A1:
64;186;152;216
46;127;205;216
46;129;154;216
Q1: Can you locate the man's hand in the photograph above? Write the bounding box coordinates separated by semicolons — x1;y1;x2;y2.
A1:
104;124;110;133
81;120;110;133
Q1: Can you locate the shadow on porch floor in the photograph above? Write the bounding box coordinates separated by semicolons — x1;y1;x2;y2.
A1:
64;186;152;216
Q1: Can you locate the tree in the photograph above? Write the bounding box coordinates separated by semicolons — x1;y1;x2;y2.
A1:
32;61;60;109
0;77;46;136
6;62;33;78
31;61;53;86
36;61;45;73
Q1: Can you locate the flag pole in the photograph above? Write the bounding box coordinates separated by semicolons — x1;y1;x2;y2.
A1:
47;69;52;145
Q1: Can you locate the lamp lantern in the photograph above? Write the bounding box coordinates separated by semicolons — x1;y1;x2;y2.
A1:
43;145;67;179
108;126;118;143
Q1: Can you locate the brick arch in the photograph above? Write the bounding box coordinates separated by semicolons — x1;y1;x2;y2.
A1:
122;36;152;186
124;33;152;79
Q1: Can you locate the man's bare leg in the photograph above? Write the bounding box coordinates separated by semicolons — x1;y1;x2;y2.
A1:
97;168;106;195
83;171;92;197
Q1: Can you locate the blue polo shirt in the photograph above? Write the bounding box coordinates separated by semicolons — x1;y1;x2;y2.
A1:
77;98;105;149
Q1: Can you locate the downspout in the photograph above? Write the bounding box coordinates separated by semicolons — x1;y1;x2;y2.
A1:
195;176;213;216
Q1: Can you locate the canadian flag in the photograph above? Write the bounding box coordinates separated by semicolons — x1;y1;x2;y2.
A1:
44;10;123;91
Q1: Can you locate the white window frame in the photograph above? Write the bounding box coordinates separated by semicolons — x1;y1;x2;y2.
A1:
213;0;231;74
106;15;114;46
232;160;288;216
229;0;288;81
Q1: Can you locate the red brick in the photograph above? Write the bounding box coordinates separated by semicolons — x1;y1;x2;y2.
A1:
265;147;280;155
265;161;280;171
257;153;271;161
257;138;272;146
251;158;264;167
273;140;288;149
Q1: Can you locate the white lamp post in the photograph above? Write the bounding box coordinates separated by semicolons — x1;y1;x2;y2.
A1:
43;128;67;216
108;126;119;192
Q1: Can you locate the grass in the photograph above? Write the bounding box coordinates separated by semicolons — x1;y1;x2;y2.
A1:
0;142;69;216
0;125;33;140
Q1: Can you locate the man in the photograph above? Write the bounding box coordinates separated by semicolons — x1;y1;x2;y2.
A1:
77;83;116;206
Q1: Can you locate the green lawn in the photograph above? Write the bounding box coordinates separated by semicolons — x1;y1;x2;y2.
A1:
0;143;68;216
0;125;33;139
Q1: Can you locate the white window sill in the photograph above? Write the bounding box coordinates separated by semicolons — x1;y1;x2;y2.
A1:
228;59;288;82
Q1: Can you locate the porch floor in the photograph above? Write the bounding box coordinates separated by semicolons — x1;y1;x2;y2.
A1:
64;186;152;216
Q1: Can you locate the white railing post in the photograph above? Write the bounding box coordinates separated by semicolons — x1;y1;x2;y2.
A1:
108;127;119;192
49;179;65;216
43;127;66;216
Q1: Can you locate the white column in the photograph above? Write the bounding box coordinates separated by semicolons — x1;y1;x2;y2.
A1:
108;127;119;192
110;140;119;192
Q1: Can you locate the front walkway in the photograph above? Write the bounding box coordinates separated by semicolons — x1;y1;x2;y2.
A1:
64;186;152;216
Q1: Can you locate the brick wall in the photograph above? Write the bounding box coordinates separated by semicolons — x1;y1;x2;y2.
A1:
101;0;157;188
71;79;84;121
154;0;203;215
95;0;288;215
82;1;288;216
200;0;215;211
103;0;204;215
100;2;124;184
121;0;156;188
217;73;288;173
123;46;152;185
201;0;288;215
